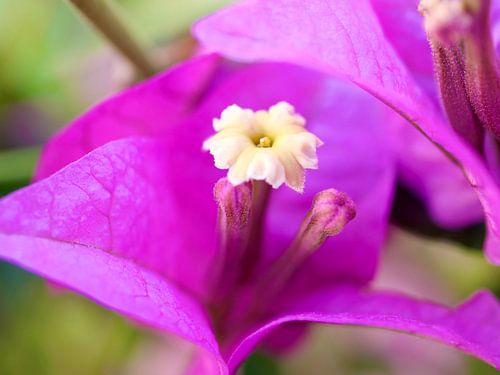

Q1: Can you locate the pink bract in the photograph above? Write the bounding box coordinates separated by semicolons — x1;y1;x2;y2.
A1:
0;53;498;372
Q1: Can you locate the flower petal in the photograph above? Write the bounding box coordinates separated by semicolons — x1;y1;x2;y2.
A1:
0;142;226;370
0;138;218;298
194;0;500;262
390;117;483;228
370;0;434;77
226;287;500;372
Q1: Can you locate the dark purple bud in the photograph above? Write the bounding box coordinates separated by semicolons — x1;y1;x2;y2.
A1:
462;0;500;141
291;189;356;255
420;0;500;145
430;43;484;149
420;0;485;148
255;189;356;301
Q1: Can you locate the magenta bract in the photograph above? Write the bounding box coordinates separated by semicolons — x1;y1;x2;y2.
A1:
0;52;499;372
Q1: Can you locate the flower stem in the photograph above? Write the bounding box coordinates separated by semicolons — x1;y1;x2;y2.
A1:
68;0;157;78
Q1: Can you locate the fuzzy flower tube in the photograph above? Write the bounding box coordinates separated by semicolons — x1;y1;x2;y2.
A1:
0;55;498;373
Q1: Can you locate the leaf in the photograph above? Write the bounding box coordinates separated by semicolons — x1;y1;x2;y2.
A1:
0;147;39;196
243;351;281;375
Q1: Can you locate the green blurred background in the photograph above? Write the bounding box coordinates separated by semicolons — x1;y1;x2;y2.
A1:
0;1;498;374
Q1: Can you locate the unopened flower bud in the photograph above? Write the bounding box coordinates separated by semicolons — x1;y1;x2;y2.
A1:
420;0;500;146
292;189;356;254
254;189;356;303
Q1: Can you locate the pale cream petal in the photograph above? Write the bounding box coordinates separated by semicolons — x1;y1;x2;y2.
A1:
208;136;254;169
274;132;323;169
276;150;306;193
268;101;306;128
213;104;256;132
228;147;259;186
246;150;286;188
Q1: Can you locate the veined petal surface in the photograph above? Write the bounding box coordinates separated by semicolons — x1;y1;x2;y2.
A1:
226;287;500;372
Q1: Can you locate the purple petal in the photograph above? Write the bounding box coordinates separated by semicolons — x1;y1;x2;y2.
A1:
226;287;500;372
194;0;500;262
370;0;434;79
36;54;219;179
1;138;217;298
390;119;483;228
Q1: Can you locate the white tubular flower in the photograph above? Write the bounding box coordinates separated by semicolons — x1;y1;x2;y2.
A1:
203;101;323;192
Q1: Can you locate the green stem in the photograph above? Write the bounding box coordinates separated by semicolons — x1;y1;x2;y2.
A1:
68;0;157;78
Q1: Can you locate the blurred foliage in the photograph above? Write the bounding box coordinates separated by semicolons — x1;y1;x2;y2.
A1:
279;323;500;375
0;0;230;104
0;147;39;196
0;264;140;375
382;228;500;299
0;0;231;143
242;352;281;375
117;0;231;42
0;0;99;141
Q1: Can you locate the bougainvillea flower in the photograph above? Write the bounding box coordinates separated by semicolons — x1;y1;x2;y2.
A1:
194;0;500;264
0;55;499;373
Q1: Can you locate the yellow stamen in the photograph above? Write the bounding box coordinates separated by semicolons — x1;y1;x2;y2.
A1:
257;136;272;148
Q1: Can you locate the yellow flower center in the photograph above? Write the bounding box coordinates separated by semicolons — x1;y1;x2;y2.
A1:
203;101;323;192
257;136;272;148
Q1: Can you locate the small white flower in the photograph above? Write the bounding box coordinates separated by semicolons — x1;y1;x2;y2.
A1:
203;102;323;192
